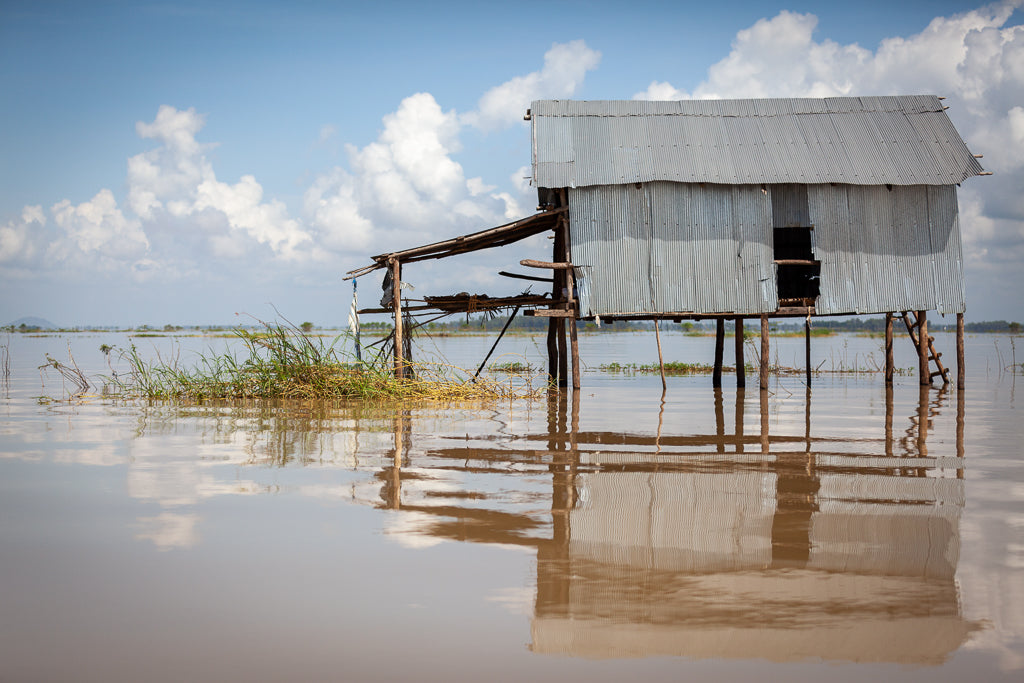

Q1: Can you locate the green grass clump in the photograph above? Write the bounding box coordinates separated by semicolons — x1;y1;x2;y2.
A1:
489;361;534;373
599;361;716;375
104;321;531;402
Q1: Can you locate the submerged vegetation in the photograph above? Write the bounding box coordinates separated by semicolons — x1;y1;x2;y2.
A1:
93;321;536;402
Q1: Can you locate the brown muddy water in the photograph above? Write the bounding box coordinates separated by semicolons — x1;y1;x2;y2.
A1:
1;330;1022;682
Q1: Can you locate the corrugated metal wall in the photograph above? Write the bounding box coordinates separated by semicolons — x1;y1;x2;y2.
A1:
570;182;777;316
811;184;964;314
571;182;965;317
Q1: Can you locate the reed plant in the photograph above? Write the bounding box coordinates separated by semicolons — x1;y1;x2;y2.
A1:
103;320;533;402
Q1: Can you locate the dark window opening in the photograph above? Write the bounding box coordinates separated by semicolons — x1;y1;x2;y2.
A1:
774;227;820;303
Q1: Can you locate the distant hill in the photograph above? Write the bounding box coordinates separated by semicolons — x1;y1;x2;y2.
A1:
7;316;57;330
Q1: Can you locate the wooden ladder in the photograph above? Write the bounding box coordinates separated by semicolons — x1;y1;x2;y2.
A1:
900;311;950;385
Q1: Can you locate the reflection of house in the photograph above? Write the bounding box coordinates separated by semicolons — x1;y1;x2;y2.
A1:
373;390;974;665
533;468;967;664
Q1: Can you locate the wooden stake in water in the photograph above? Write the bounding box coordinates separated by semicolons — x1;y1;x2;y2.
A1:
760;315;770;391
735;317;745;389
655;319;666;391
713;319;724;388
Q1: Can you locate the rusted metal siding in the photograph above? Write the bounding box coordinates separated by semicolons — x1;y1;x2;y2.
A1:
532;96;985;189
570;183;776;316
810;184;964;314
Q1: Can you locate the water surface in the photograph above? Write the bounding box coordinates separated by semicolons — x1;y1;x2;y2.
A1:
1;330;1022;681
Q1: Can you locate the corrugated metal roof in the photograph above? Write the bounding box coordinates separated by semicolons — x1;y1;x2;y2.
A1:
531;96;985;188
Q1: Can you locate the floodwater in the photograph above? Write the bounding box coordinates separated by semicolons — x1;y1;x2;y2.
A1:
1;329;1022;682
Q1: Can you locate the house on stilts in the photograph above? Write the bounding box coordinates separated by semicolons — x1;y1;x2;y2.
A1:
346;95;988;389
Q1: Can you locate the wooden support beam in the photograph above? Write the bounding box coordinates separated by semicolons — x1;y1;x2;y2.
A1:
735;318;746;389
760;315;770;391
391;259;404;379
713;319;725;388
805;318;812;387
956;312;965;390
773;259;821;266
520;258;574;270
918;309;930;386
498;270;553;284
525;308;575;317
885;313;894;385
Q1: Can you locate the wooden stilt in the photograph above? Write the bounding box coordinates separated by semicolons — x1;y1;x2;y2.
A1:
760;315;770;391
391;259;403;379
713;319;724;388
918;309;930;386
885;313;894;385
566;268;580;390
557;319;567;388
956;312;965;390
734;318;745;388
546;319;558;385
655;320;666;392
804;319;812;387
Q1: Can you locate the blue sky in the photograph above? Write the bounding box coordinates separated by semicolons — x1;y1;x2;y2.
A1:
2;0;1022;326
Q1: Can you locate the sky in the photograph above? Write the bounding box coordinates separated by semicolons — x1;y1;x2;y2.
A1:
1;0;1022;327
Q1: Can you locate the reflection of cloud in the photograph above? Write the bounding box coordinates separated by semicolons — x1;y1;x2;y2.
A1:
486;586;536;616
135;512;200;550
383;511;447;549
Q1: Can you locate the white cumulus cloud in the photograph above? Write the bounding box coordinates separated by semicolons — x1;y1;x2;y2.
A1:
463;40;602;130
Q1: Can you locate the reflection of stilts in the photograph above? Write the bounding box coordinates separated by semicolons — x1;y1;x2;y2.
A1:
714;389;725;454
735;390;745;454
760;386;770;453
885;385;894;457
956;388;965;476
382;409;411;510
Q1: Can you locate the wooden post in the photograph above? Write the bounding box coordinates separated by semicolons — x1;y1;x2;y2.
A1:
734;317;745;388
885;313;894;385
562;204;580;392
918;309;929;386
391;259;403;379
557;320;568;388
713;319;725;388
804;319;812;387
760;315;770;391
554;224;568;389
956;312;965;390
546;319;558;385
655;319;666;392
566;268;580;391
